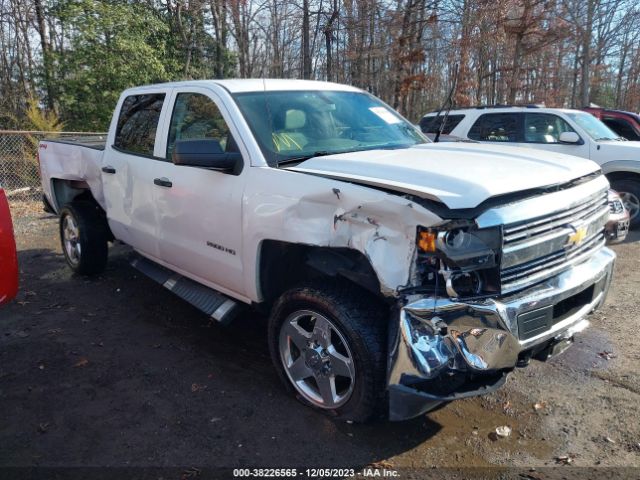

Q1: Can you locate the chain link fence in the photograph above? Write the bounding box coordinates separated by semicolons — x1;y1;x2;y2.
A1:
0;131;106;202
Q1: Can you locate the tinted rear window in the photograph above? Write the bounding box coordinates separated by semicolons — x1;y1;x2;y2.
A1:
468;113;520;142
603;117;640;140
420;114;465;134
114;94;165;156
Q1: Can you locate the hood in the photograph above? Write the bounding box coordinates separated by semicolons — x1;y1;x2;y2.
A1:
598;140;640;160
287;143;601;209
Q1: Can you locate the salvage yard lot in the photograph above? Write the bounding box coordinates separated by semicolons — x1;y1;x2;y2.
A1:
2;204;640;472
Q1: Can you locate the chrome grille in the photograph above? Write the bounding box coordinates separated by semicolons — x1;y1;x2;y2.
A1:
501;188;608;293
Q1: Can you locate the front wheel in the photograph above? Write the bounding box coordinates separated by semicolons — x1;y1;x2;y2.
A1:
59;202;108;275
610;178;640;229
268;281;387;422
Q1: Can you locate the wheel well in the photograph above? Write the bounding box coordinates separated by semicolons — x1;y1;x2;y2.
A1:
51;178;113;240
51;178;94;210
606;171;640;184
258;240;383;307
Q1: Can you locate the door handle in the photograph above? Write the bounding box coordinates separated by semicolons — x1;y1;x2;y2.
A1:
153;177;172;188
102;166;116;174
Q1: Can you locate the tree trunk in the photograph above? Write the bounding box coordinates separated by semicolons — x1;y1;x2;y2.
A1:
34;0;55;111
302;0;312;79
580;0;595;107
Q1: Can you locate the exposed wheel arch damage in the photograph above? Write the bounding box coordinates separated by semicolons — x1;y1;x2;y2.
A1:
248;168;444;303
51;178;91;213
50;178;114;241
258;241;383;306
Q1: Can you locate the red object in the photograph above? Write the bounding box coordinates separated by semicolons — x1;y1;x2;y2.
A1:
582;107;640;141
0;187;18;305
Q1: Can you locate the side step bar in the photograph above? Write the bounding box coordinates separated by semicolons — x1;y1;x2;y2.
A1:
130;255;238;325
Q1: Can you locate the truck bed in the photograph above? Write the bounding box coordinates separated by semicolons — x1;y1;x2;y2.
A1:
44;135;107;150
39;137;107;211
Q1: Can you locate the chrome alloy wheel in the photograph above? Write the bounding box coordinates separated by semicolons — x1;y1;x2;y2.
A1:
279;310;356;409
619;191;640;220
62;214;81;266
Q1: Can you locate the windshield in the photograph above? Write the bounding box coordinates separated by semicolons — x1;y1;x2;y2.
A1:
232;90;427;165
566;112;620;140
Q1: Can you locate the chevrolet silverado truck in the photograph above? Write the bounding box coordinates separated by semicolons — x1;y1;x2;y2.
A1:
39;80;615;422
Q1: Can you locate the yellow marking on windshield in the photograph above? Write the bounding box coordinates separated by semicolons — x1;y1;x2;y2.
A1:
272;133;302;151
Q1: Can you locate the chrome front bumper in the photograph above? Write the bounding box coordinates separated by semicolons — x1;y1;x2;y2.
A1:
388;247;616;421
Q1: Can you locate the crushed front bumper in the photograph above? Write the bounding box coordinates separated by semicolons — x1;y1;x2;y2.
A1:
388;247;616;421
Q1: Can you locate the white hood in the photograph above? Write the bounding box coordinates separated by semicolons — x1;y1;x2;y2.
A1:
287;143;601;209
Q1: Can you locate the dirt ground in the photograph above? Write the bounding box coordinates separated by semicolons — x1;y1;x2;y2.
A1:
1;201;639;477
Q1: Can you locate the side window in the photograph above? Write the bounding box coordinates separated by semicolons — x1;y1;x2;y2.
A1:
167;93;238;159
603;118;639;140
420;114;465;134
524;113;575;143
468;113;519;142
114;93;165;156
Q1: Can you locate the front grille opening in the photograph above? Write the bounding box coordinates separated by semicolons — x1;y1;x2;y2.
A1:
553;284;594;322
500;186;608;293
516;284;595;340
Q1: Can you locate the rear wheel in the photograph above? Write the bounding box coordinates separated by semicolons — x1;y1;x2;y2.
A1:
610;178;640;229
59;202;108;275
268;281;387;422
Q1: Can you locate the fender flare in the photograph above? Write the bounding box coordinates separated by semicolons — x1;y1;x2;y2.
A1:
600;160;640;177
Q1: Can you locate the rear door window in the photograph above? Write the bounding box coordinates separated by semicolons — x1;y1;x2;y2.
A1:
420;114;465;134
114;93;165;156
524;113;576;143
468;113;520;142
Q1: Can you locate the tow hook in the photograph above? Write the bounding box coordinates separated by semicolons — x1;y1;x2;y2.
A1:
534;337;575;362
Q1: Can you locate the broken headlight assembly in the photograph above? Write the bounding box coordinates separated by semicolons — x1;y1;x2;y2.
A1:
415;223;502;299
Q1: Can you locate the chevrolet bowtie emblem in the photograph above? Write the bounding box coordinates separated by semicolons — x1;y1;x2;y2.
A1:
567;225;587;247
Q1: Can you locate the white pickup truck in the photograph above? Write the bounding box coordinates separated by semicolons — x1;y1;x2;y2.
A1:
39;79;615;422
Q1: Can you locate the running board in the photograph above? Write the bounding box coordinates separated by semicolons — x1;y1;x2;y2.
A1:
130;255;238;325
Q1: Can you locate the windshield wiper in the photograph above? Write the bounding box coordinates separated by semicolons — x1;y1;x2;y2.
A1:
277;151;336;166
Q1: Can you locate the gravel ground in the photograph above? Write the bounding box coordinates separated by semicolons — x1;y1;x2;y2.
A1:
1;203;639;477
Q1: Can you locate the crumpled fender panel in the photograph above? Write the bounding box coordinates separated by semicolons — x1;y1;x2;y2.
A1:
242;167;442;300
39;141;106;212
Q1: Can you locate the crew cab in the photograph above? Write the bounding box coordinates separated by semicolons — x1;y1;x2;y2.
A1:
39;80;615;422
0;183;18;306
421;106;640;228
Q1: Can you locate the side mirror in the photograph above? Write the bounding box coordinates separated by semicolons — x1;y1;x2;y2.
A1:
172;139;242;174
559;132;581;144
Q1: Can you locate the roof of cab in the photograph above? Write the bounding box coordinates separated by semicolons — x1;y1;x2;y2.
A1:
124;79;362;94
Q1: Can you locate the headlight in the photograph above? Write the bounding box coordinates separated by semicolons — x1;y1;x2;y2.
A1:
416;223;502;298
446;271;482;297
608;189;625;214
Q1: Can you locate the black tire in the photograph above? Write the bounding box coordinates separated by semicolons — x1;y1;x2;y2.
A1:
610;178;640;229
268;280;388;423
59;202;108;275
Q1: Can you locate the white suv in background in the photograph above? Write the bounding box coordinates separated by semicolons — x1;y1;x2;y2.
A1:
421;106;640;228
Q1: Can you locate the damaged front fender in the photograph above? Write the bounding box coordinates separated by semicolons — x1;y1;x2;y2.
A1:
244;167;443;300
